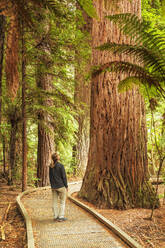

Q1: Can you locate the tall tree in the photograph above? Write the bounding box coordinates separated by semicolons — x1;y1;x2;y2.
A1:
0;0;96;98
79;0;157;209
73;76;90;175
8;104;21;184
0;15;5;124
0;15;6;174
21;21;27;191
73;10;92;175
36;61;55;187
36;16;55;186
35;2;94;185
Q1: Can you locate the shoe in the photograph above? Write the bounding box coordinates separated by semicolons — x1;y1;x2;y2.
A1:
54;217;59;221
58;217;67;222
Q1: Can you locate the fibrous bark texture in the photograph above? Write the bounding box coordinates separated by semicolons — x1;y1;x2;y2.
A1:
0;15;5;125
36;43;55;186
9;113;19;184
79;0;158;209
73;12;91;175
74;77;90;175
6;14;19;98
21;23;27;192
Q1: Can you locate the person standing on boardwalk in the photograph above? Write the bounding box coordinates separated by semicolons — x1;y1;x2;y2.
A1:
49;152;68;222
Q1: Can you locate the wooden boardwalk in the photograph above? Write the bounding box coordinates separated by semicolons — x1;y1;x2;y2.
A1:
21;183;129;248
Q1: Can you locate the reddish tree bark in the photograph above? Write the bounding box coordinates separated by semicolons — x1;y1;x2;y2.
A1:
73;12;92;175
36;40;55;186
79;0;157;209
21;22;27;192
0;15;5;125
0;16;5;174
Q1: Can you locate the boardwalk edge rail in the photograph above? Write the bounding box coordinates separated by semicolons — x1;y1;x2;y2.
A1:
16;182;142;248
68;195;142;248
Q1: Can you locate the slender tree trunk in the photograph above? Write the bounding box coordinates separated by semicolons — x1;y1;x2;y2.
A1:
79;0;158;209
0;16;5;174
74;75;90;175
37;74;55;186
74;69;91;175
2;136;6;174
6;14;19;98
9;120;18;184
36;39;55;186
0;15;5;125
73;12;92;175
21;22;27;192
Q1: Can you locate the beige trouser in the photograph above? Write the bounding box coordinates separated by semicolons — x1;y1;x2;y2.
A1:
52;187;67;219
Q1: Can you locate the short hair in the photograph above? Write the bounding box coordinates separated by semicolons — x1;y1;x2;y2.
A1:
51;152;59;162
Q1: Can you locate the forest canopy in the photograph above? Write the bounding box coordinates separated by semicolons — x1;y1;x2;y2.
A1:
0;0;164;211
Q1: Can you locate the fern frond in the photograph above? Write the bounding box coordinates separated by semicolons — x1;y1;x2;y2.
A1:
77;0;98;18
30;0;70;18
93;61;150;79
106;13;144;38
92;61;165;98
106;14;165;52
117;77;141;92
96;13;165;98
97;42;165;77
117;77;165;99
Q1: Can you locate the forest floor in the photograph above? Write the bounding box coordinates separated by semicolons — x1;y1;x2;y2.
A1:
0;175;164;248
0;176;27;248
73;184;165;248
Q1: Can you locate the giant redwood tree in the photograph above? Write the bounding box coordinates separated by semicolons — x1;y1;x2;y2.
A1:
79;0;157;209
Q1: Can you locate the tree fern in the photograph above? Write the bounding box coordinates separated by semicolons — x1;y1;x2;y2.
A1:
97;43;165;77
94;13;165;98
106;13;165;52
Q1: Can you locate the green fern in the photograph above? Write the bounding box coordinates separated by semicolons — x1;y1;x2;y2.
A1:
93;13;165;98
97;43;165;77
118;77;142;92
106;13;165;52
77;0;97;18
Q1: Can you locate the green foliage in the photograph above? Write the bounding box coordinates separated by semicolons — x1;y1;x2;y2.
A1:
142;0;162;29
162;0;165;18
117;77;141;92
77;0;97;18
0;0;93;183
24;2;91;171
94;13;165;98
146;101;165;174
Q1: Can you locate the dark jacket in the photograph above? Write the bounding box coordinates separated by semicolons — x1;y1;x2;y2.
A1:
49;162;68;189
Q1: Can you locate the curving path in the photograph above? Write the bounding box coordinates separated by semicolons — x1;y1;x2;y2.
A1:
18;182;140;248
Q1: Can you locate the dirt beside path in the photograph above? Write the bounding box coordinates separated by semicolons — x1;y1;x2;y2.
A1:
73;184;165;248
0;177;27;248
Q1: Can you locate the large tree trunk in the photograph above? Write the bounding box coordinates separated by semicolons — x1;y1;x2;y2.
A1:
79;0;158;209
